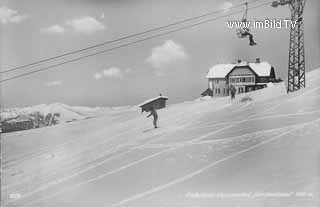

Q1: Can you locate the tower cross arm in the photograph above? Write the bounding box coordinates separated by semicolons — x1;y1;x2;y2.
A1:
272;0;306;12
271;0;295;7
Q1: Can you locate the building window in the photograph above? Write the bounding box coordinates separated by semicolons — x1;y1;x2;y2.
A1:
218;88;220;94
246;77;254;82
230;76;254;83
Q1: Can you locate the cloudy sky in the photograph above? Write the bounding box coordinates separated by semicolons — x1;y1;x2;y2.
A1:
1;0;319;108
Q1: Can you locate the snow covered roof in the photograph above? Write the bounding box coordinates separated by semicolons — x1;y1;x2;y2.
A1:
248;62;272;77
138;96;168;107
206;64;235;79
206;61;273;78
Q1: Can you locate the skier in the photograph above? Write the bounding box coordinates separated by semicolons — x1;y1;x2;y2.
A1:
236;2;257;46
147;107;158;128
241;31;257;46
237;27;257;46
230;85;236;100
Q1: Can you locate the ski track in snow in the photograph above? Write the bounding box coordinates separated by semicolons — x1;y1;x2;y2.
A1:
4;83;319;170
2;113;198;190
111;119;320;207
2;79;320;207
3;105;195;168
3;119;310;207
4;108;319;194
3;111;210;202
7;122;319;205
2;117;144;168
1;99;318;205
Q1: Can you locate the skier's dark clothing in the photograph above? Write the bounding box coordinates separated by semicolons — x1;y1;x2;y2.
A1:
236;16;257;46
241;31;257;46
230;85;236;100
147;108;158;128
231;92;235;100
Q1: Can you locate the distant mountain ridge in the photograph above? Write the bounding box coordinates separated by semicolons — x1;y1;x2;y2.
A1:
0;103;136;133
1;103;99;122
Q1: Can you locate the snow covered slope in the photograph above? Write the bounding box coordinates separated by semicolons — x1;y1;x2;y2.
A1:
2;68;320;207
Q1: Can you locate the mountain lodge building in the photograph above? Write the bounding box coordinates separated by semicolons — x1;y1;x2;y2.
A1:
203;58;277;97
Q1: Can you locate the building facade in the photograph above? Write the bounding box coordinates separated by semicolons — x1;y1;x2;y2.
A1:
204;59;276;97
1;118;34;133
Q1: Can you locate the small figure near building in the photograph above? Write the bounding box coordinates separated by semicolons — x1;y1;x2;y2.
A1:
230;85;236;100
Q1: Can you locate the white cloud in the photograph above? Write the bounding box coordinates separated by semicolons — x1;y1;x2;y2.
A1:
41;24;65;34
146;40;188;69
154;70;165;77
46;80;62;87
220;1;233;12
94;67;124;80
102;67;123;79
0;6;27;24
124;68;132;73
94;73;103;80
66;16;106;35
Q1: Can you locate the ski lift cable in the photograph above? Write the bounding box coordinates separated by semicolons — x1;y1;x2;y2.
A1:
1;0;265;75
0;0;272;84
0;0;271;84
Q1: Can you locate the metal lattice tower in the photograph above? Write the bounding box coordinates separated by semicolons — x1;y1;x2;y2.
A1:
272;0;307;93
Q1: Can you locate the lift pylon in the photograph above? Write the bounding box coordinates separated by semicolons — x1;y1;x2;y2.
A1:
272;0;307;93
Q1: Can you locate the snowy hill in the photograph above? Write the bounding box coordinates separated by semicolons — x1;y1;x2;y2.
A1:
0;103;136;130
2;68;320;207
2;103;99;122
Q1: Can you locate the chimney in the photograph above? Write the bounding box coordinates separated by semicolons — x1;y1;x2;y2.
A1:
237;59;241;64
256;58;260;63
